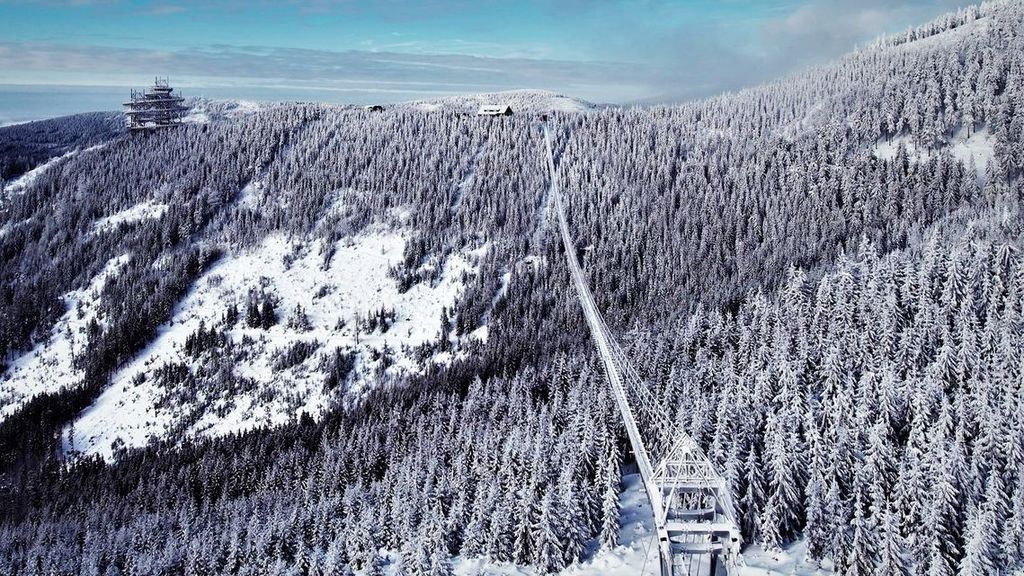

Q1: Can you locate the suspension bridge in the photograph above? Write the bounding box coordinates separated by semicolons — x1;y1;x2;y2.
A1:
542;124;743;576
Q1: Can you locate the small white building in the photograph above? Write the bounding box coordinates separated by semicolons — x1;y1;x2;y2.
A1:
477;104;513;116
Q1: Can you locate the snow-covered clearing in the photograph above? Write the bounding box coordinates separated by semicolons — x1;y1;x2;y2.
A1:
873;127;995;180
236;177;266;208
182;98;269;125
740;541;833;575
227;100;264;115
92;199;168;233
67;229;481;460
0;255;130;420
181;110;211;125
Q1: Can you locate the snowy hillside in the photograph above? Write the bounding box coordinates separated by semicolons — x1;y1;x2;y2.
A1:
1;142;107;205
65;225;481;460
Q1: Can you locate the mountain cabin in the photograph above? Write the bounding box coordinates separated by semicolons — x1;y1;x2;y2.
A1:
477;104;513;116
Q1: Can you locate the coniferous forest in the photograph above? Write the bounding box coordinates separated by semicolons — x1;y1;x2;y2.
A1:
2;1;1024;574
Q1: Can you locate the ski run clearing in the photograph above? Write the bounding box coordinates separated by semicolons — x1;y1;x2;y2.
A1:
63;228;481;460
92;199;169;233
1;143;106;205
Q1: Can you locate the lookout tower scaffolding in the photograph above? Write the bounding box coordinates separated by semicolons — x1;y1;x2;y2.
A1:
124;77;188;130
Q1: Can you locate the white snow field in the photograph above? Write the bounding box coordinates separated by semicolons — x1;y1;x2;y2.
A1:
0;255;131;419
66;227;481;460
407;89;596;114
873;126;995;179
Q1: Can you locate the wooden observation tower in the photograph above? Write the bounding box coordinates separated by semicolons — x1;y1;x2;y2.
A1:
124;78;188;130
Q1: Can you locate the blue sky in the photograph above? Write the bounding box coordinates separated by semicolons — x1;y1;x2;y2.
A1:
0;0;972;108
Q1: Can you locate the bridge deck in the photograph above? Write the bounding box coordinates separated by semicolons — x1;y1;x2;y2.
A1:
543;122;742;576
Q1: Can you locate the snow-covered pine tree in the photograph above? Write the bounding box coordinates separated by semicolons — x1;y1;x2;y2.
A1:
958;475;1003;576
531;486;565;574
740;433;766;543
1005;466;1024;567
845;493;879;576
876;501;910;576
598;439;622;551
803;466;829;565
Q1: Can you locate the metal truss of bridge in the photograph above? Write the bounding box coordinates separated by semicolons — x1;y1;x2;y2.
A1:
543;124;742;576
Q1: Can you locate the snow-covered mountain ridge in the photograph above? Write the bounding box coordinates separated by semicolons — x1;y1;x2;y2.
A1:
181;90;595;122
401;89;596;114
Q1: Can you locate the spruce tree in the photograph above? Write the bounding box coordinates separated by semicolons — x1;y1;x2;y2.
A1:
599;474;621;551
803;469;829;564
531;487;565;574
958;477;1002;576
845;494;878;576
877;502;910;576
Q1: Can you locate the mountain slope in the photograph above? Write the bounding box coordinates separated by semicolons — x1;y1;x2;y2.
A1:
1;1;1023;575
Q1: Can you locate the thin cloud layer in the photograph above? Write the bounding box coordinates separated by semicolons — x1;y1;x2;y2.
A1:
0;0;976;104
0;42;652;103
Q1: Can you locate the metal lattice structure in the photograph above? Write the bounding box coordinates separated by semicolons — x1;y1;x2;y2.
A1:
544;124;742;576
124;77;188;131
